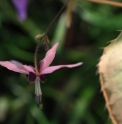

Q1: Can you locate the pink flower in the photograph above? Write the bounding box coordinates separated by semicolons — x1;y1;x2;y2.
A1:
0;42;82;105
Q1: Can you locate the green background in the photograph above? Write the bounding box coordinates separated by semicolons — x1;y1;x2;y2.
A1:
0;0;120;124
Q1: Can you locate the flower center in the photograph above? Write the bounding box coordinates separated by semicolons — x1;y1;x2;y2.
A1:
27;72;36;82
26;72;45;109
35;77;43;109
35;77;42;96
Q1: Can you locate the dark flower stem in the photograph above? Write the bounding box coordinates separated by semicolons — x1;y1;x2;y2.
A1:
45;0;71;34
34;0;71;73
34;33;45;74
34;42;41;75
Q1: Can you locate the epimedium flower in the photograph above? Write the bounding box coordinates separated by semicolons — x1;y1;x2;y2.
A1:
11;0;29;21
0;42;82;108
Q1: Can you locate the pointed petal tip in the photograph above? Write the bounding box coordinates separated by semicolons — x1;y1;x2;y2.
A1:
76;62;83;66
0;61;35;74
41;62;83;74
70;62;83;67
53;42;59;49
39;42;60;71
68;62;83;67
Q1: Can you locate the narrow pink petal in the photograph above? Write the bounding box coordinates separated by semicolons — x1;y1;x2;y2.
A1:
0;61;35;74
41;62;83;74
39;42;59;72
11;61;35;73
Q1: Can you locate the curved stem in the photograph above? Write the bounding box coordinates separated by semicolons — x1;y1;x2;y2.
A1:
34;0;71;73
34;43;40;75
34;35;45;75
45;0;71;34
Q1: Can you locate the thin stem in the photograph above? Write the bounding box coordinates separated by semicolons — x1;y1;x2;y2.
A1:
34;35;45;75
45;0;71;34
34;43;40;75
34;0;71;72
87;0;122;8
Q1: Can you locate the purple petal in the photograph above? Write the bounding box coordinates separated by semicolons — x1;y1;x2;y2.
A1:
26;72;36;82
39;42;59;72
41;62;83;74
0;61;35;74
12;0;29;21
40;75;46;83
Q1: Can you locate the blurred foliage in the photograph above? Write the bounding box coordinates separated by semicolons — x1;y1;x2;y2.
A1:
0;0;121;124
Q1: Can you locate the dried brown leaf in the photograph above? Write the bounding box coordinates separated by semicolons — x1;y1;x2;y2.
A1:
87;0;122;8
98;32;122;124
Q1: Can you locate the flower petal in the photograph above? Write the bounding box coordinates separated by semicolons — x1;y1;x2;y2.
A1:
0;61;35;74
40;75;46;83
41;62;83;74
26;72;36;82
12;0;29;21
39;42;59;72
